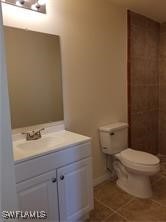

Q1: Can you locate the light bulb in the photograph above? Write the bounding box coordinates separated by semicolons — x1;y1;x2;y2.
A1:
31;3;40;11
16;0;25;7
38;0;46;5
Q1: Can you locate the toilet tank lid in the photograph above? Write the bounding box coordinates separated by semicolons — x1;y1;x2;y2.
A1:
99;122;128;132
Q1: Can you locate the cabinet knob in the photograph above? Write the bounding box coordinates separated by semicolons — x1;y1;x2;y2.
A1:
52;178;57;183
60;175;64;180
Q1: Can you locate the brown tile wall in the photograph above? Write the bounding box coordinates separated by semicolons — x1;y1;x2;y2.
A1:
128;11;160;154
159;23;166;155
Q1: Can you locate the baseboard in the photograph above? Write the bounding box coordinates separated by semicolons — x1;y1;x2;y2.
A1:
93;173;110;187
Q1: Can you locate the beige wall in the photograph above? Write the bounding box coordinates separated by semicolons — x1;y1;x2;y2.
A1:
4;27;63;129
2;0;127;180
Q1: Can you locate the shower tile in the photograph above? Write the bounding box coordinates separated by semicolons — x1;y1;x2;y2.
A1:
130;112;147;149
130;15;159;59
129;11;148;28
159;58;166;84
130;58;158;86
160;23;166;34
160;33;166;58
130;25;146;59
160;160;166;177
130;58;145;85
159;23;166;154
130;111;158;154
128;11;159;155
159;112;166;154
145;136;158;155
130;85;158;112
143;59;158;84
159;111;166;131
145;29;159;60
159;133;166;155
159;85;166;111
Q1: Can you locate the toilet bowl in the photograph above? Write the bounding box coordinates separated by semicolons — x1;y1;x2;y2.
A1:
114;148;160;198
99;122;160;199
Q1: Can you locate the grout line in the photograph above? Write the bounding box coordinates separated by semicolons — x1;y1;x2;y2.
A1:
151;198;166;208
94;196;134;221
112;211;128;221
115;197;135;213
94;180;135;219
105;211;128;222
93;198;116;221
94;198;117;214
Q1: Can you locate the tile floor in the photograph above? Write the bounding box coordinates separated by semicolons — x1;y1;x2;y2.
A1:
88;156;166;222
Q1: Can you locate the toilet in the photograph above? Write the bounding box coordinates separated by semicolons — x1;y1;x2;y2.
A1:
99;122;160;199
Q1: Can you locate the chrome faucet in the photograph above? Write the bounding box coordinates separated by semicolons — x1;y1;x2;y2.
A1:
22;128;45;141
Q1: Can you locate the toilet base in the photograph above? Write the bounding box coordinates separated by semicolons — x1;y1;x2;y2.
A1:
116;171;152;199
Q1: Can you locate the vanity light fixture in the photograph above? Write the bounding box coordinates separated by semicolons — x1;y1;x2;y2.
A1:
1;0;47;14
38;0;46;5
16;0;25;7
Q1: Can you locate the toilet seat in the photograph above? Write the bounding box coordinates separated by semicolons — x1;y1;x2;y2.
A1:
118;148;160;173
121;148;159;165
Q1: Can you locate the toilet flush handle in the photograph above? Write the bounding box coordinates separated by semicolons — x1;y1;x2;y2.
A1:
110;132;115;136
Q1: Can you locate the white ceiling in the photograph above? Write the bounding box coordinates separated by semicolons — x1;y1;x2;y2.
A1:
110;0;166;23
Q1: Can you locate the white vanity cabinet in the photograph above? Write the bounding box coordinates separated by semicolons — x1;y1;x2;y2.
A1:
14;141;93;222
16;170;59;221
57;158;93;222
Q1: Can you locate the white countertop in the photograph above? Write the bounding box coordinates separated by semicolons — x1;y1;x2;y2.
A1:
13;130;91;163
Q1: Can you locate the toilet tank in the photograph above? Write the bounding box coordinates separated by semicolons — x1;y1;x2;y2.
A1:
99;122;128;155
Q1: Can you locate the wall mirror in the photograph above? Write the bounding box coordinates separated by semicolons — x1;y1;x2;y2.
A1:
4;26;64;129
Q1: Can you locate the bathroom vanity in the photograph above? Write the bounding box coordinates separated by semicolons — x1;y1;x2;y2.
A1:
13;129;93;221
5;27;94;221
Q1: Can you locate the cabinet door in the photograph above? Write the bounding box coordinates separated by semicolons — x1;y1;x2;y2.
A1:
57;158;93;222
17;170;59;222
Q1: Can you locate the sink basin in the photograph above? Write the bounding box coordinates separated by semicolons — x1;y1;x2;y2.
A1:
17;136;64;152
13;130;91;162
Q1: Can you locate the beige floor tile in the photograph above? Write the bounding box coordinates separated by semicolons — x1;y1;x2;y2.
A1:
90;157;166;222
152;177;166;206
105;213;127;222
87;199;114;222
94;180;133;211
118;198;166;222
